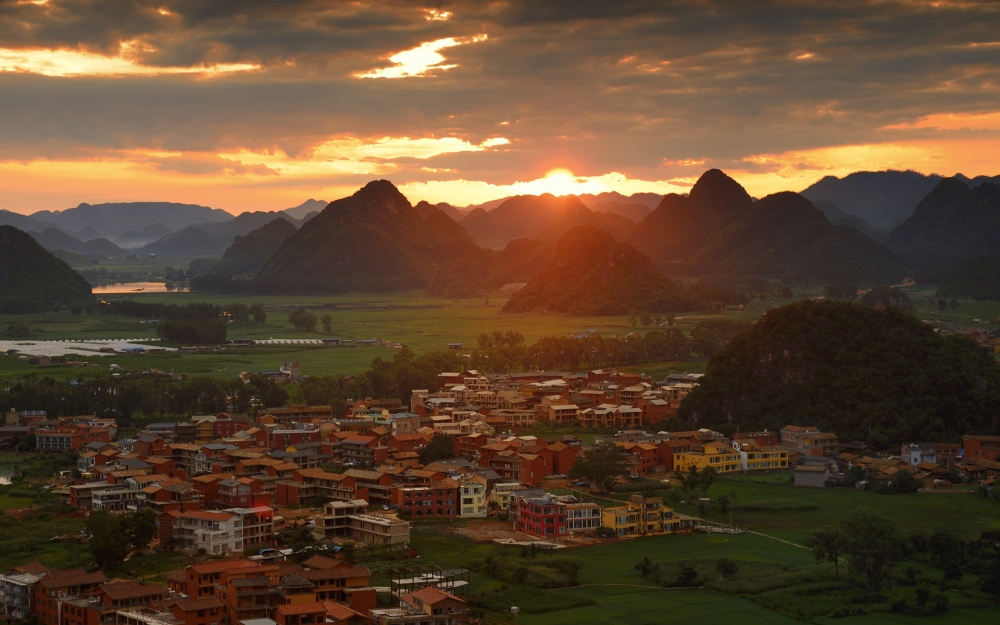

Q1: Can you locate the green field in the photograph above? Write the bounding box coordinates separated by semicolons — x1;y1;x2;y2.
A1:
405;525;998;625
0;289;765;381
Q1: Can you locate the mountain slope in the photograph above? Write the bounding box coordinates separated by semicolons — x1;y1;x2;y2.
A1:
0;226;93;311
936;255;1000;301
535;197;636;241
801;171;943;231
591;200;652;223
629;170;905;283
460;194;567;248
678;300;1000;446
502;226;701;315
253;180;482;293
1;209;54;234
31;202;230;240
211;218;297;277
889;178;1000;262
141;226;233;257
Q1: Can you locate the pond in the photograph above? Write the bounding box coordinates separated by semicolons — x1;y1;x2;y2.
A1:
91;281;190;294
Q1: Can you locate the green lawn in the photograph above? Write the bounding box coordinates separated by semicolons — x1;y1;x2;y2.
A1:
406;525;999;624
694;480;999;542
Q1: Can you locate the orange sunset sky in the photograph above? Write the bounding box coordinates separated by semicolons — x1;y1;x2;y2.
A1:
1;0;1000;214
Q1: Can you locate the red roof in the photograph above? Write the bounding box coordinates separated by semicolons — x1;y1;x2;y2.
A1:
190;559;260;575
410;585;463;605
276;602;326;616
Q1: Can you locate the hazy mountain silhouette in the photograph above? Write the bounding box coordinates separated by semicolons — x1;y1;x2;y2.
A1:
629;169;905;284
503;225;700;315
801;171;952;231
30;201;230;240
535;197;636;241
590;200;652;223
254;180;481;293
208;218;298;277
283;198;328;220
889;178;1000;270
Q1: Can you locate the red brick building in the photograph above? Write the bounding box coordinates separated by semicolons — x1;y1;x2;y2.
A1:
516;497;568;538
964;435;1000;462
389;478;459;518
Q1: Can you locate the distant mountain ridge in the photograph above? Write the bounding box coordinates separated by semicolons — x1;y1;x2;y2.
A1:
253;180;482;293
628;169;906;284
30;201;230;240
802;170;1000;232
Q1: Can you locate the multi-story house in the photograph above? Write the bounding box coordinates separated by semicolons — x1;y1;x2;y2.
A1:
390;479;460;518
566;501;602;533
457;478;487;518
600;495;692;537
673;442;742;474
168;510;244;555
516;496;567;539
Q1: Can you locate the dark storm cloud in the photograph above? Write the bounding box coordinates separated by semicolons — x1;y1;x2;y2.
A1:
1;0;999;183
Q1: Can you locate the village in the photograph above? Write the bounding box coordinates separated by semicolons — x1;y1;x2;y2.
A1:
1;366;999;625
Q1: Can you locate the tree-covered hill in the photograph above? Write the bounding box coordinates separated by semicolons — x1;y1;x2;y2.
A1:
502;225;703;315
936;255;1000;301
0;225;94;312
212;217;297;277
253;180;482;293
889;178;1000;272
629;170;906;284
678;300;1000;447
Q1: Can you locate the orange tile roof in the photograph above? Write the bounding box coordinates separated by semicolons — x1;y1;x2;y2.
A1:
410;585;462;605
276;602;326;616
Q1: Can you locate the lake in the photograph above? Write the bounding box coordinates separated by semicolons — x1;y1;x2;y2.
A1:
92;281;190;294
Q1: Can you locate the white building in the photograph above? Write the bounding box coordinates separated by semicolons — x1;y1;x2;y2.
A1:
171;510;243;555
459;479;487;518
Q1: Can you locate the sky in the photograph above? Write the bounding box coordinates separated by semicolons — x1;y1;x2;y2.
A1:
1;0;1000;215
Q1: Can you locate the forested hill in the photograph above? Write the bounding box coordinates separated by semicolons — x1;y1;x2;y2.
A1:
628;170;906;284
889;177;1000;262
0;225;94;312
253;180;481;293
502;226;703;315
678;300;1000;447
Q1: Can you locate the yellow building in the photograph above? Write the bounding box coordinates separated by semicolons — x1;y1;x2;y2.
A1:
673;442;742;474
600;495;694;537
740;443;789;471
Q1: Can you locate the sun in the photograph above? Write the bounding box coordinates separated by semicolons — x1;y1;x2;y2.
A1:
536;168;583;196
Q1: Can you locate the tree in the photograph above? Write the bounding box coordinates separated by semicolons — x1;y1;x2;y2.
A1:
123;508;157;552
840;507;904;592
804;527;845;577
676;564;698;586
674;465;717;500
891;469;921;494
639;309;653;327
250;303;267;323
568;443;628;493
288;308;317;331
86;510;128;569
950;298;958;310
419;433;456;464
929;530;964;580
938;298;947;311
715;558;737;580
321;314;333;334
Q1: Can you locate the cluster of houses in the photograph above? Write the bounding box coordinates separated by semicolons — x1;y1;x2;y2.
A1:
0;553;472;625
3;365;1000;625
